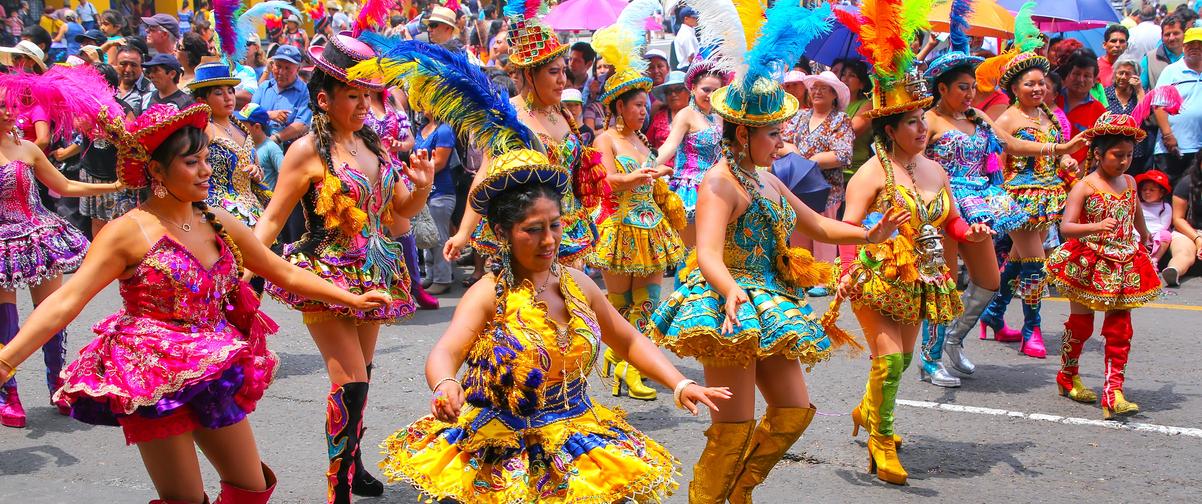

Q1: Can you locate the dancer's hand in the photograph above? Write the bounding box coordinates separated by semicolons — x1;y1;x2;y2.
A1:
349;290;392;310
443;232;469;262
720;287;750;335
405;149;437;190
836;273;858;300
431;380;464;422
677;384;732;416
965;223;995;242
1093;217;1118;235
866;207;909;243
653;165;674;178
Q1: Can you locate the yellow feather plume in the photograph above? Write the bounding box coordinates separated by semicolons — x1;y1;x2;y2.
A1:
733;0;768;52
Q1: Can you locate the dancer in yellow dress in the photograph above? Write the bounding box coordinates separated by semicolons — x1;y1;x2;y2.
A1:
590;0;687;401
832;0;994;485
349;39;731;502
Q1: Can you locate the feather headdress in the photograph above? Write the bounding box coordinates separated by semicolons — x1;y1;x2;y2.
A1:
710;0;831;126
349;35;532;155
593;0;660;104
353;0;394;37
300;0;325;22
214;0;299;65
682;0;746;75
924;0;984;81
836;0;932;87
502;0;548;21
0;65;121;142
976;2;1046;93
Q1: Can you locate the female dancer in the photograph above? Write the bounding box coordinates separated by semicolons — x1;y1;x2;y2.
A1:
590;10;688;400
920;0;1083;385
652;3;903;501
0;103;389;503
0;68;123;427
977;36;1080;360
1047;113;1161;419
834;1;992;484
653;59;727;246
252;35;433;503
188;62;271;228
441;4;605;268
354;34;728;504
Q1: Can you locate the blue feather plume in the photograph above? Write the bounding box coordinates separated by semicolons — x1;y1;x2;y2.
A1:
742;1;832;86
948;0;972;54
231;1;299;63
355;36;533;155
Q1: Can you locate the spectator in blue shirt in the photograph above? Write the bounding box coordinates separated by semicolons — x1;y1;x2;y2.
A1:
237;103;284;189
1154;27;1202;184
415;116;458;294
251;44;311;148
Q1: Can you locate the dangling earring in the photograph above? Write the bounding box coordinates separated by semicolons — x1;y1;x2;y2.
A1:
152;179;167;199
615;120;624;133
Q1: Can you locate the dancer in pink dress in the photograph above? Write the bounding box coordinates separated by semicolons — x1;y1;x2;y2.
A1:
0;103;390;504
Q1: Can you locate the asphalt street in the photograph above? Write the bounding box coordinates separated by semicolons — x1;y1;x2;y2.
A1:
2;275;1200;503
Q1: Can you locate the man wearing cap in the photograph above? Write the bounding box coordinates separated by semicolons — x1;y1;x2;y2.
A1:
422;6;459;46
0;39;48;73
141;13;179;57
672;7;699;71
641;49;670;131
141;53;192;111
115;45;151;115
252;44;312;148
1153;27;1202;184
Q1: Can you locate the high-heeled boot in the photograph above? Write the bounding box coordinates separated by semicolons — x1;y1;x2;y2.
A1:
214;463;276;504
851;354;904;446
864;353;907;485
326;382;369;504
600;292;631;378
611;286;657;400
979;261;1023;342
351;364;383;497
400;233;439;310
43;328;69;415
689;421;755;504
943;282;995;375
0;302;25;428
918;321;960;387
1055;313;1096;402
728;405;816;504
1016;260;1047;358
1100;311;1138;419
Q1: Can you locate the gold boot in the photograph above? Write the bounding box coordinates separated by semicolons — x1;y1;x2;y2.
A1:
600;347;620;378
611;362;657;400
867;434;908;485
689;421;755;504
1103;390;1139;420
1056;375;1098;403
728;406;816;504
851;401;903;448
601;292;632;378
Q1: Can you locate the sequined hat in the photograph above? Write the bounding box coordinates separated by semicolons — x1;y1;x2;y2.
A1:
309;33;384;90
1083;112;1147;142
835;0;934;119
468;149;570;213
922;0;985;83
504;1;566;69
107;104;212;189
185;62;242;92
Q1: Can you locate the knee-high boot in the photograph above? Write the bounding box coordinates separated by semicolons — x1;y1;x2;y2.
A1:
688;421;755;504
214;463;276;504
600;291;632;379
864;354;907;485
979;261;1023;342
1056;313;1097;403
350;365;383;497
728;405;816;504
918;321;960;387
326;382;369;504
400;233;438;310
1100;311;1138;419
42;327;69;415
612;285;658;400
0;303;25;428
1017;259;1047;358
943;282;996;374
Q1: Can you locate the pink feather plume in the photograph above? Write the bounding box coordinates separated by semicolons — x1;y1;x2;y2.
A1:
213;0;242;64
1133;85;1184;124
0;65;121;142
354;0;396;36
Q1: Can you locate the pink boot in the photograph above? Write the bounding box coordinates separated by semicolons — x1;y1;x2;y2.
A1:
413;286;439;310
214;463;276;504
980;321;1023;342
1021;327;1048;358
1;384;26;428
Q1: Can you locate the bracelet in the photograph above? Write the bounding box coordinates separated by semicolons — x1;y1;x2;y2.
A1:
431;377;460;392
413;182;433;192
672;379;697;410
864;227;877;244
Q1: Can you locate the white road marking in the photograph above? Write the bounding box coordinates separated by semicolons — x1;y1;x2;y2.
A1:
896;399;1202;439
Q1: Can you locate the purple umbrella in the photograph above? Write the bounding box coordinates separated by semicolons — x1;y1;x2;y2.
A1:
997;0;1120;31
806;6;861;66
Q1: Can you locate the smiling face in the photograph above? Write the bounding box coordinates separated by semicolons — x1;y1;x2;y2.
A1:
1163;22;1185;53
318;81;370;133
498;195;562;274
1010;68;1046;108
808;82;837;113
149;131;212;203
884;108;929;157
732;124;784;167
692;75;722;111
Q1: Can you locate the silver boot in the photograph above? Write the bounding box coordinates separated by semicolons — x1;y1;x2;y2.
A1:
919;321;961;388
943;282;997;375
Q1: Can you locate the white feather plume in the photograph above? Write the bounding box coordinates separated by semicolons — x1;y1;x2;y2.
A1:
685;0;748;75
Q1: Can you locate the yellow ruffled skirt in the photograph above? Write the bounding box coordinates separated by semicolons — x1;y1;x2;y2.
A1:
850;238;962;325
591;182;686;276
379;403;679;503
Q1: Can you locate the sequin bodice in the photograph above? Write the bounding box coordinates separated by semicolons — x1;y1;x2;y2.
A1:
673;124;722;183
723;191;798;294
120;236;237;331
0;161;47;223
365;106;411;153
540;132;586;213
927;129;991;181
1080;185;1139;259
1007;127;1061;183
207;135;268;225
614;155;663;229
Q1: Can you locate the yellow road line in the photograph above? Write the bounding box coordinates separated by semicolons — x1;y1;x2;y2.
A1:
1044;297;1202;312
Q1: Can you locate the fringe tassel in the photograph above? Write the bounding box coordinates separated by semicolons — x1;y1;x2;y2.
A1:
652;179;688;232
574;147;608;210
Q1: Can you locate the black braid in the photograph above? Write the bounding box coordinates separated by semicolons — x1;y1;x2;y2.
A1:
632;128;658;160
194;201;244;271
311;111;336;177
